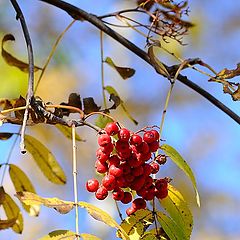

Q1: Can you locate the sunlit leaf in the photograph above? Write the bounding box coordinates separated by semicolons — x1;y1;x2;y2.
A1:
1;34;42;72
105;57;135;80
161;144;200;207
80;233;102;240
0;132;14;140
104;86;138;125
25;135;66;185
78;201;129;240
95;115;113;129
55;124;83;141
216;63;240;79
140;228;168;240
15;192;74;214
157;211;187;240
9;164;40;216
159;185;193;239
0;187;23;234
0;217;18;231
38;230;76;240
116;209;153;239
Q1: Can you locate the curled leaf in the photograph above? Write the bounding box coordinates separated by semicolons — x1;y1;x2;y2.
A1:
15;192;74;214
216;63;240;80
9;164;40;216
2;34;42;72
25;135;66;185
105;57;135;80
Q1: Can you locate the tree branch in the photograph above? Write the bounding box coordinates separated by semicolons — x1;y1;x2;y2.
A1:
39;0;240;124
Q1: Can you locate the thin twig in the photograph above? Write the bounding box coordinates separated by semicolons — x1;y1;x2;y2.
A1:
72;124;79;238
39;0;240;124
114;201;123;221
10;0;35;153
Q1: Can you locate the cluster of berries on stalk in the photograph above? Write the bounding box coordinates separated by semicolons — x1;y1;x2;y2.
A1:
86;122;169;215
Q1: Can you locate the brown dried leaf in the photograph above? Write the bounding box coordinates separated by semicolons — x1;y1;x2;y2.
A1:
217;63;240;79
0;133;14;140
2;34;42;72
0;217;18;231
83;97;101;114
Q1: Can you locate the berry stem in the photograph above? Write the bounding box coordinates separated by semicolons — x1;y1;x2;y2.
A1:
72;124;80;238
114;200;124;221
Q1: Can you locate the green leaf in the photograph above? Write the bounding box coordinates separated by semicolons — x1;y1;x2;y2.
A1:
105;57;135;80
9;164;40;216
159;185;193;239
0;132;14;140
161;144;200;207
80;233;102;240
0;217;18;231
15;192;74;214
140;228;168;240
25;135;66;185
157;211;186;240
0;187;23;234
1;34;42;72
116;209;153;240
55;124;83;141
104;85;138;125
38;230;76;240
95;115;113;129
78;201;129;240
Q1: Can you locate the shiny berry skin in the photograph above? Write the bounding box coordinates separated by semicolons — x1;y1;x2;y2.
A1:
132;198;146;210
109;164;123;177
130;134;142;146
144;176;153;188
108;155;120;167
148;141;159;152
142;164;152;177
100;143;114;155
143;131;155;144
131;176;145;191
112;188;124;201
102;174;116;191
132;165;144;177
104;122;119;136
121;192;132;204
156;154;167;165
86;179;99;192
118;128;131;142
150;129;160;140
126;206;136;216
95;160;108;173
96;148;109;163
155;188;168;199
98;134;111;147
155;178;168;191
95;186;108;200
150;162;160;174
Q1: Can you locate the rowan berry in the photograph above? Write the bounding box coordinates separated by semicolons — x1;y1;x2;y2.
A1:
132;198;146;210
102;174;116;191
98;134;111;147
121;192;132;204
105;122;119;136
86;179;99;192
118;128;130;142
95;186;108;200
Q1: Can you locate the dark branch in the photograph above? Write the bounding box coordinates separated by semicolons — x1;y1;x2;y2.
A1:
39;0;240;124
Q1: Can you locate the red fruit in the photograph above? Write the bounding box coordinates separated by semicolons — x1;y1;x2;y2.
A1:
95;185;108;200
143;131;155;144
108;155;120;167
142;185;155;200
130;134;142;146
116;176;128;188
98;134;111;147
150;129;160;141
112;188;124;201
131;176;145;191
109;164;123;177
137;187;148;198
156;154;167;165
132;165;144;177
102;174;116;191
100;143;114;155
125;173;135;183
132;198;146;210
118;128;130;142
144;176;153;188
128;157;142;168
137;141;150;154
126;206;136;216
118;150;131;160
142;164;152;177
115;140;130;153
155;188;168;199
148;141;159;152
86;179;99;192
121;192;132;204
105;122;119;136
96;148;109;163
155;178;168;191
95;160;108;173
119;162;131;175
150;162;160;174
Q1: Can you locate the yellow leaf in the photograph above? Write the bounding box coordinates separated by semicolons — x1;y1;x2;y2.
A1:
159;185;193;239
9;164;40;216
15;192;74;214
78;201;129;240
25;135;66;185
0;187;23;234
38;230;77;240
55;124;83;141
80;233;102;240
105;57;135;80
1;34;42;72
0;217;18;230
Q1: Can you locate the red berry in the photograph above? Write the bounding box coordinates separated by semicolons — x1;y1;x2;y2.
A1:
132;165;144;177
148;141;159;152
119;162;131;175
116;176;128;188
142;164;152;177
143;131;155;144
109;164;123;177
125;173;135;183
121;192;132;204
98;134;111;147
95;185;108;200
155;178;168;191
131;176;145;191
128;157;142;168
100;142;114;155
137;141;150;154
105;122;119;136
96;148;109;163
108;155;120;167
112;188;124;201
132;198;146;210
102;174;116;191
115;140;130;153
150;162;160;174
118;128;130;142
95;160;108;173
150;129;160;141
156;154;167;165
86;179;99;192
144;176;153;188
126;206;136;216
130;134;142;146
155;188;168;199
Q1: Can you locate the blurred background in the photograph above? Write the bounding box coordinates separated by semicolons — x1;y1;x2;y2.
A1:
0;0;239;239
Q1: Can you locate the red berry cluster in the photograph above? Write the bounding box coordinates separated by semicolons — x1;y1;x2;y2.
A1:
86;122;169;216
